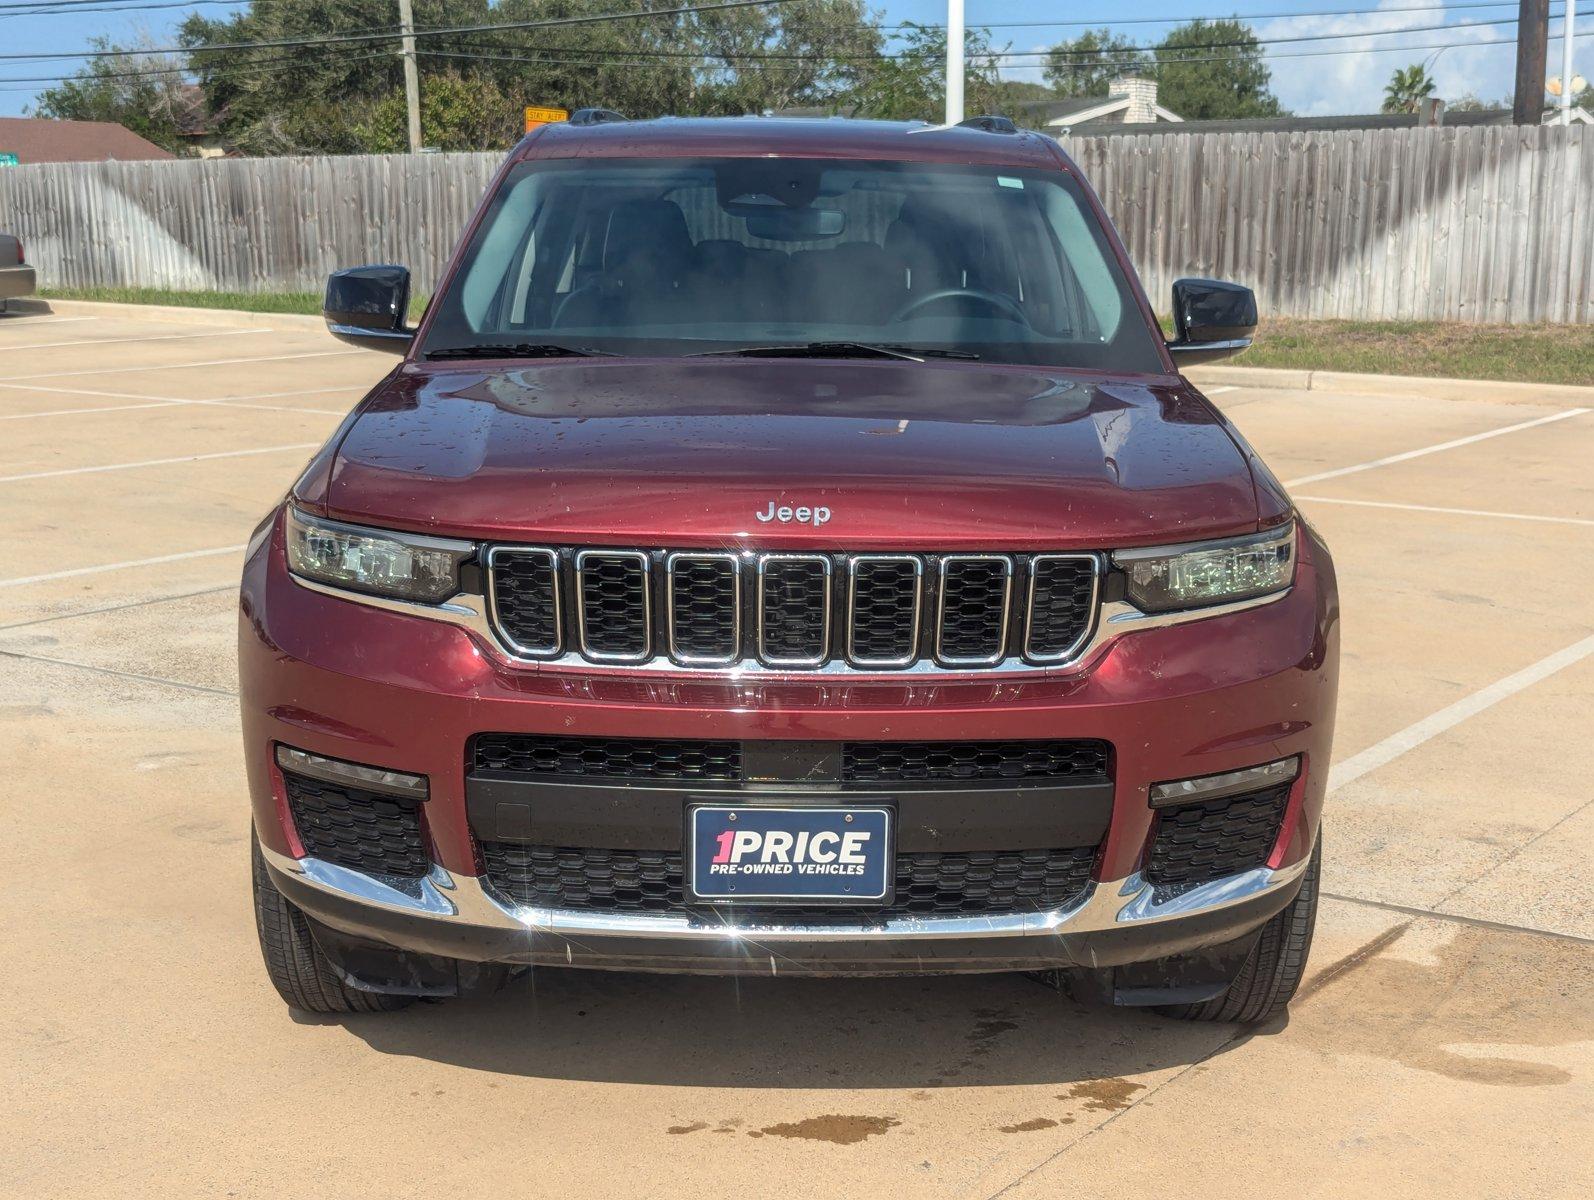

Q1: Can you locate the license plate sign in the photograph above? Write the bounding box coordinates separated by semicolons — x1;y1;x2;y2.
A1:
688;805;892;904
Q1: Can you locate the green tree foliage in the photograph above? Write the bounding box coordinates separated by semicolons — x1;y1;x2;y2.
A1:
1153;19;1282;119
845;22;1006;122
1382;64;1436;115
1043;28;1148;97
30;37;190;153
359;70;519;152
170;0;881;154
1039;18;1283;119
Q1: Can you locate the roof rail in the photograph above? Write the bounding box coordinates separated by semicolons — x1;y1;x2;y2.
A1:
956;115;1017;134
568;108;628;127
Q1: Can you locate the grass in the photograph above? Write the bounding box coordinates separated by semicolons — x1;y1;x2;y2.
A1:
1215;318;1594;388
34;289;1594;387
37;285;430;323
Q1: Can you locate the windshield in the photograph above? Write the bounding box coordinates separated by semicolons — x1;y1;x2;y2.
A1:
421;156;1165;372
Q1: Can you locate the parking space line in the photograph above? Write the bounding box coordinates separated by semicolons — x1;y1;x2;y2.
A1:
0;328;270;352
1297;495;1594;528
1283;408;1588;487
0;545;245;590
1;349;364;383
1328;631;1594;795
1;400;185;421
1202;385;1237;395
0;444;317;484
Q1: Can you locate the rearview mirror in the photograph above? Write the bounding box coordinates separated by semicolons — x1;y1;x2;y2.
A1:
324;265;414;354
1166;278;1257;366
743;208;846;242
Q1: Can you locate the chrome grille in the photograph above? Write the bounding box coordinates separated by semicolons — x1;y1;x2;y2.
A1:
937;555;1012;665
666;553;740;664
847;556;922;666
757;554;830;666
488;547;1101;672
576;550;650;662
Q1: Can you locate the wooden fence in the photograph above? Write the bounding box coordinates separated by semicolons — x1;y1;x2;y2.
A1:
0;124;1588;322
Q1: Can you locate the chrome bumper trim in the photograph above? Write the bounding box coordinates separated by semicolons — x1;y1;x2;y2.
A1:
260;843;1312;944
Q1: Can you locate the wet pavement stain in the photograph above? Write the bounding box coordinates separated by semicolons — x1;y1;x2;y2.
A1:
1296;923;1592;1088
752;1115;901;1145
666;1122;708;1135
999;1117;1059;1133
1060;1078;1146;1112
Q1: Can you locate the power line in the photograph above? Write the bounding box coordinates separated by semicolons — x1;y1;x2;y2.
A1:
0;0;806;60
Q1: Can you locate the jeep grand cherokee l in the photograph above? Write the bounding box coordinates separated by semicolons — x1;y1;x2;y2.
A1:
244;114;1337;1024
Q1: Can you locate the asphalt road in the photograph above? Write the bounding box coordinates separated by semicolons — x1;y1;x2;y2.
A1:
2;307;1590;1199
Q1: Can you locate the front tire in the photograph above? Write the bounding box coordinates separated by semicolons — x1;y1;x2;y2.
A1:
1158;837;1321;1024
251;833;414;1014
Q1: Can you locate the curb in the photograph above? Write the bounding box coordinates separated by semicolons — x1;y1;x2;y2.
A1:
1184;363;1594;406
24;297;330;334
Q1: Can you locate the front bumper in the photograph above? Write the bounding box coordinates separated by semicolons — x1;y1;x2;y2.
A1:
242;512;1338;975
261;840;1311;975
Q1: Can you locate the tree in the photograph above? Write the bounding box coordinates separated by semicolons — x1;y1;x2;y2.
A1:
1382;64;1436;114
30;37;190;154
846;22;1006;121
175;0;882;155
360;71;519;152
1043;28;1149;97
1153;19;1283;120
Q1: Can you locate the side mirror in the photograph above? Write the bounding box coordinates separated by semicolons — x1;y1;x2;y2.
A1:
1166;278;1257;366
324;265;414;354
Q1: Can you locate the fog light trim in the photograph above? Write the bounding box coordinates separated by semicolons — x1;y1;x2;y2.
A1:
1149;756;1300;809
275;745;429;799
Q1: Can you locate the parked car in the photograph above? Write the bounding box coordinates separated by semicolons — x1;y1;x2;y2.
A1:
0;233;35;308
243;113;1337;1023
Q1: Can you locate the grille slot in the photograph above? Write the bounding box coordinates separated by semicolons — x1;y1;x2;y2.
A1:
1144;782;1291;889
473;734;743;781
576;550;651;662
472;735;1108;786
479;842;1098;921
937;555;1012;665
487;547;561;657
757;554;831;666
1025;555;1099;661
485;547;1101;671
282;771;428;878
842;739;1111;784
667;553;740;664
847;555;922;666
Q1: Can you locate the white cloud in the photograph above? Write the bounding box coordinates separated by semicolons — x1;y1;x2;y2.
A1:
1257;0;1521;115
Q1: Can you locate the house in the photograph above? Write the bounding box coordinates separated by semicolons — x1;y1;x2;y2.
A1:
1011;77;1185;132
0;117;175;164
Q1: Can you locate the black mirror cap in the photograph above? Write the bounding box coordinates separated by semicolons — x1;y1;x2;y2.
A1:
324;265;414;354
1167;277;1257;366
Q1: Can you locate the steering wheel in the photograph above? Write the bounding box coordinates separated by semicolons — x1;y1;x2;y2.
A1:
890;287;1029;327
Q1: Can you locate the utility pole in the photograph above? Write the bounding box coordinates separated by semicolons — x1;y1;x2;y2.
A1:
1513;0;1550;126
398;0;421;152
945;0;965;125
1560;0;1579;125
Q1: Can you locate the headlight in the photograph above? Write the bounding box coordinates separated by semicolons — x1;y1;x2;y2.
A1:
1115;521;1295;613
285;507;472;603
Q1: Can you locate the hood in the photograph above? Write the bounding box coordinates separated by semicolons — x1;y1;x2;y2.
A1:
311;359;1259;550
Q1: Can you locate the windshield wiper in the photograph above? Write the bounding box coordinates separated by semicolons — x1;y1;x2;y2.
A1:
425;343;615;360
690;341;979;363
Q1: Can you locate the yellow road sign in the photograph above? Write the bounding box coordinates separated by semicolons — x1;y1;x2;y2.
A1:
524;106;570;131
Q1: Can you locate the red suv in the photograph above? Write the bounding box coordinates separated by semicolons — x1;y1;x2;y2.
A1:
244;113;1337;1024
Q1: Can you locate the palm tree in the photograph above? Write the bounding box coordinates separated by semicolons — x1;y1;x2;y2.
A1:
1382;64;1437;114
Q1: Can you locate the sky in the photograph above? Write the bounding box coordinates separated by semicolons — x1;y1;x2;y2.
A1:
0;0;1585;119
